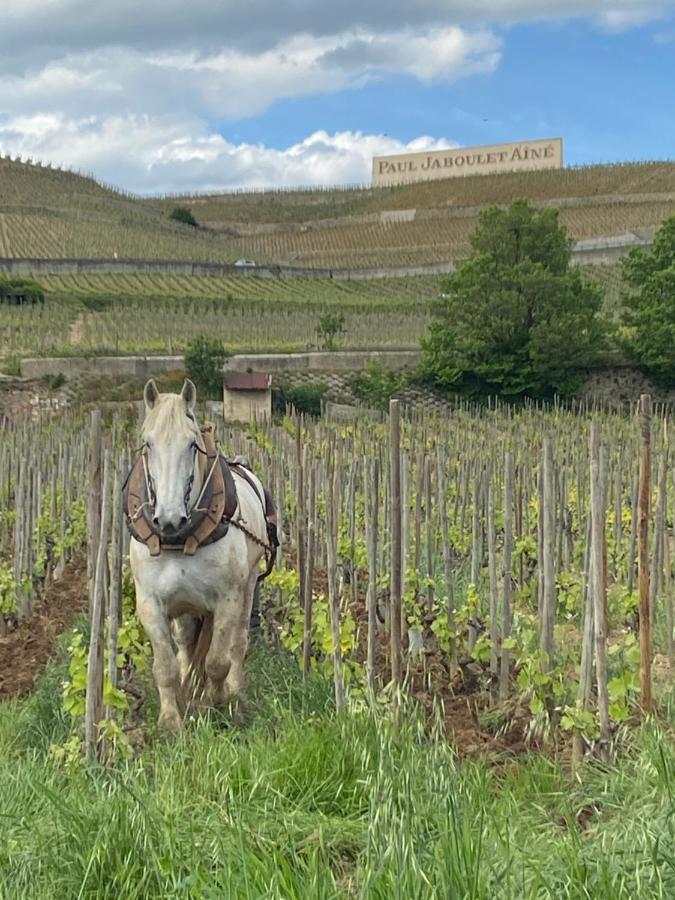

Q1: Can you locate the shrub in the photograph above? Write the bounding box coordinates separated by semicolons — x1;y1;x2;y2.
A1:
169;206;198;228
0;277;44;304
275;383;326;417
184;337;227;400
351;360;404;411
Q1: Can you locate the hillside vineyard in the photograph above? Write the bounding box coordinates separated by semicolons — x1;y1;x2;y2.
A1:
0;157;673;268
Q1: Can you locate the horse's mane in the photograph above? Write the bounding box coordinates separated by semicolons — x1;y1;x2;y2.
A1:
142;394;201;445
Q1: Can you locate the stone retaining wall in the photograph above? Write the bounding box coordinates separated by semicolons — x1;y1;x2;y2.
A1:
19;349;421;380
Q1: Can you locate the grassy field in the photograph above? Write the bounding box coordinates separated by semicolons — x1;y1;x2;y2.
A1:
2;631;675;899
1;157;673;267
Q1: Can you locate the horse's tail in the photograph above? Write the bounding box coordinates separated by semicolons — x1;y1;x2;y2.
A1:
183;613;214;706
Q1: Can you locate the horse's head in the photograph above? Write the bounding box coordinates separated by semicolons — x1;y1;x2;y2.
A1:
141;378;205;536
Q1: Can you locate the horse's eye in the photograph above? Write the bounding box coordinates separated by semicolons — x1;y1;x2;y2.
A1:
186;412;195;422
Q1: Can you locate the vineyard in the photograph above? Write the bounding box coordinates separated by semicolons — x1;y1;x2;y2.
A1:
0;266;625;359
1;156;673;268
0;273;439;357
218;199;673;269
160;160;675;224
2;394;675;895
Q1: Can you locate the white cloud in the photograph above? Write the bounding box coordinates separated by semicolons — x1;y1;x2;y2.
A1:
0;0;671;190
0;114;455;193
0;27;501;122
0;2;671;68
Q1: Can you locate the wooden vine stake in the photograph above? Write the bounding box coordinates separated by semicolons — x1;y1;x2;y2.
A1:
85;449;111;764
87;410;102;610
590;424;610;761
295;415;306;609
365;457;380;700
389;399;403;690
106;459;124;706
325;460;345;711
302;461;316;678
638;394;653;713
499;451;513;703
540;439;556;667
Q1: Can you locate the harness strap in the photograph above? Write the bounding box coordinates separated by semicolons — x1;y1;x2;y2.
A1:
123;427;276;580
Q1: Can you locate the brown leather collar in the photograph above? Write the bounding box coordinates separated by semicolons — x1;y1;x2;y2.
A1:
123;427;238;556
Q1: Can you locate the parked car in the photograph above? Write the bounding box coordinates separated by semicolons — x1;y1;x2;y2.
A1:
234;259;257;268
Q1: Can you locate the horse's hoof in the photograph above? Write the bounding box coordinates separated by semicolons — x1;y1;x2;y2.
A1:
158;710;183;733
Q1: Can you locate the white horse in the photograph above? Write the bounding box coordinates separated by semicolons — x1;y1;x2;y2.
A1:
129;378;267;731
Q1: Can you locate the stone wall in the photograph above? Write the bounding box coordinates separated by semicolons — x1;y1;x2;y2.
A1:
19;349;420;382
228;349;421;374
20;355;184;379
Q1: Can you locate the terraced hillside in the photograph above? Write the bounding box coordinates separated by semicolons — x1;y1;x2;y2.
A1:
0;157;234;263
162;161;675;223
0;156;672;268
0;272;438;357
0;265;623;359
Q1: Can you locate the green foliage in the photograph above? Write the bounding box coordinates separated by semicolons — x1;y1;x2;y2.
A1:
0;561;17;615
422;199;605;399
621;214;675;384
184;335;227;399
277;383;326;417
44;372;66;390
351;359;404;411
168;205;198;227
316;311;346;351
0;276;44;304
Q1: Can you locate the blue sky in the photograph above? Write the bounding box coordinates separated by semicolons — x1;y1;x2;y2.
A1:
0;2;673;192
228;21;674;166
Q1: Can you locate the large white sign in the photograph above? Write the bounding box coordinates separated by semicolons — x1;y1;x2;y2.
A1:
372;138;563;186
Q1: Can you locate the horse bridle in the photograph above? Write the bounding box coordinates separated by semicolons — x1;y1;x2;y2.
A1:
139;436;210;534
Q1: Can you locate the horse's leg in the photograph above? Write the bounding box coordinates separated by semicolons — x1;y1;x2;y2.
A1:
171;614;199;686
224;571;258;700
136;592;184;732
204;578;254;706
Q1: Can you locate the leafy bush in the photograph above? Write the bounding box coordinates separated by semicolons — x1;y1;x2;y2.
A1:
274;383;326;417
422;199;605;399
184;336;227;400
169;206;198;228
351;359;404;411
621;215;675;385
46;373;66;390
0;277;44;303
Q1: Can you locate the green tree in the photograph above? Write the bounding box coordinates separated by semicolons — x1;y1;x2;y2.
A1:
316;312;346;351
422;199;604;399
169;206;198;227
184;337;227;400
621;215;675;385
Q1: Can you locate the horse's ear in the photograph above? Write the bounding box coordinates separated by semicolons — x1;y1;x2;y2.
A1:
181;378;197;413
144;378;159;411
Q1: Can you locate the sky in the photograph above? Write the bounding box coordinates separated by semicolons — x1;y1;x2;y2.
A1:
0;1;673;195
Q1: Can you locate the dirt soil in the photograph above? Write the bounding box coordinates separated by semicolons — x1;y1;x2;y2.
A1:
311;569;532;761
0;554;88;701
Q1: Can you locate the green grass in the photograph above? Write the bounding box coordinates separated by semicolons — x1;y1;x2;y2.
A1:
2;635;675;899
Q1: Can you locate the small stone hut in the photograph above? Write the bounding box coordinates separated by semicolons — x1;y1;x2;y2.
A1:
223;372;272;422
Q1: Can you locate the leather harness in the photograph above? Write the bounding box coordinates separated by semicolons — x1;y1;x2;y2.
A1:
122;427;277;580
